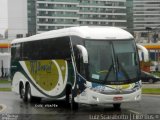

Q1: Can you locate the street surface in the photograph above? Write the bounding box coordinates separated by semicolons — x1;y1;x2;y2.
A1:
0;92;160;120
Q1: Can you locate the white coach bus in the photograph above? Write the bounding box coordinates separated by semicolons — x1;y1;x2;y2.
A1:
10;26;148;110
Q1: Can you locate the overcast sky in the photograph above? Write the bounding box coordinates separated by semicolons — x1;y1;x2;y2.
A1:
0;0;8;36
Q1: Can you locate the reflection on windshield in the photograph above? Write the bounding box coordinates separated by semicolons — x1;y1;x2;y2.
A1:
85;41;116;82
113;41;138;81
85;40;139;84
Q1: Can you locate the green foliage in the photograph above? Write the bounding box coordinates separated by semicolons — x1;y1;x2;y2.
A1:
151;72;160;77
0;79;11;84
0;88;11;91
142;88;160;94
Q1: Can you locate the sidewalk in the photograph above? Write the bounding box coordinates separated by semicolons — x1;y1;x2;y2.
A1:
142;82;160;88
0;83;11;88
0;78;11;89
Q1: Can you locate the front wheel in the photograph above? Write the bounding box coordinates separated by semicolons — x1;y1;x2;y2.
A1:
113;103;121;110
66;86;79;110
70;93;79;110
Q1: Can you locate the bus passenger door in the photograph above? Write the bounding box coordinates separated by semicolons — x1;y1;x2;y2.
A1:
10;44;21;79
73;45;88;100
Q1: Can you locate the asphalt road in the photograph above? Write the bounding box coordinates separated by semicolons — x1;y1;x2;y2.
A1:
1;81;160;88
0;83;11;88
0;92;160;120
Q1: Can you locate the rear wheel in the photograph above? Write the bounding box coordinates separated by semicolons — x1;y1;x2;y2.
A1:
26;84;41;103
20;84;27;102
26;84;33;103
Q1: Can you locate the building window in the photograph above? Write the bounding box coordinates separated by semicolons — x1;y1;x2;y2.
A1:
141;32;147;37
16;34;23;38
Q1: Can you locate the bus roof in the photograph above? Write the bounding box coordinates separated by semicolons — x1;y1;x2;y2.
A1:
11;26;133;44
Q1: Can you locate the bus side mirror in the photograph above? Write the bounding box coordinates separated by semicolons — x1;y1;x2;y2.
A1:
136;44;149;62
76;45;88;63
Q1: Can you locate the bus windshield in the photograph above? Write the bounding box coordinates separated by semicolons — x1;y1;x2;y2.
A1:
85;40;139;84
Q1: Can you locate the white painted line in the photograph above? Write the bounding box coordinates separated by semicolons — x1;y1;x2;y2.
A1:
0;104;7;113
129;110;141;115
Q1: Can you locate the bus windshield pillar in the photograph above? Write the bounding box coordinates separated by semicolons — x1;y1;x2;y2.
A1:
76;45;88;63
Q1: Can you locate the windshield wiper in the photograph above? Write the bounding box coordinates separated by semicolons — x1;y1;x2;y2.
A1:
103;63;114;84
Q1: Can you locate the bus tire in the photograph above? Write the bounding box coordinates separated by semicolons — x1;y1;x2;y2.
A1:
26;84;34;103
65;86;70;108
70;93;79;111
66;86;79;110
20;83;27;102
113;103;121;110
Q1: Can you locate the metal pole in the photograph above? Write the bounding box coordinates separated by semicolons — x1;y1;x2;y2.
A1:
148;30;150;43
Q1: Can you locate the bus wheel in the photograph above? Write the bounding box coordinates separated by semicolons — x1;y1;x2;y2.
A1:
26;84;33;103
70;92;79;111
65;86;70;108
66;86;78;110
26;84;41;103
113;103;121;110
20;84;27;102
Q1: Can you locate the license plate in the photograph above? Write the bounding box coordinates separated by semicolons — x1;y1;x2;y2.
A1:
113;96;123;101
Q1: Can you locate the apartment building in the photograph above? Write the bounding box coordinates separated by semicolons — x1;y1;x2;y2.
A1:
133;0;160;42
0;0;28;40
2;0;159;41
29;0;127;34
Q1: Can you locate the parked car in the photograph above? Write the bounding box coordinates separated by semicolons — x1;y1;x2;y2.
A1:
140;71;160;83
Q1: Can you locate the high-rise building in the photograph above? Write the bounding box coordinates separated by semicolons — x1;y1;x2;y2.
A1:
0;0;129;38
0;0;8;38
126;0;133;34
0;0;28;40
30;0;127;34
133;0;160;42
27;0;37;36
2;0;159;41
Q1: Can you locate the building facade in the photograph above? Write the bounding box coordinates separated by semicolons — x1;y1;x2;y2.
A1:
1;0;160;41
133;0;160;43
0;0;28;40
0;40;10;78
28;0;127;34
0;0;8;38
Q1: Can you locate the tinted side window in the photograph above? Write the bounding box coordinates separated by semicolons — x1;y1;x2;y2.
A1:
70;36;84;46
22;36;71;60
11;44;21;60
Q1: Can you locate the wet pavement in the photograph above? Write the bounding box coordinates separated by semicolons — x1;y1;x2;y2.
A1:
0;83;11;88
0;81;160;120
0;92;160;120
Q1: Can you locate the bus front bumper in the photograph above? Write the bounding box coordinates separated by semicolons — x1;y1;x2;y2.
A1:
74;88;141;105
